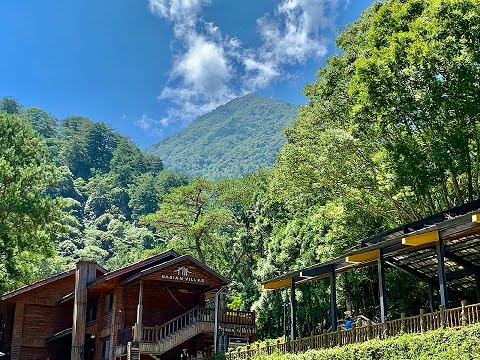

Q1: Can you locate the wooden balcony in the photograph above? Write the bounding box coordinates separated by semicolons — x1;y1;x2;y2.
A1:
114;306;257;358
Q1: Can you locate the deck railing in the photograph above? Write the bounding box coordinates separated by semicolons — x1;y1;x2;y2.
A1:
222;310;256;325
226;301;480;360
141;306;214;342
137;307;256;343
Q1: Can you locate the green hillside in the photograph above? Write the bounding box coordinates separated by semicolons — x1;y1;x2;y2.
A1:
145;93;299;179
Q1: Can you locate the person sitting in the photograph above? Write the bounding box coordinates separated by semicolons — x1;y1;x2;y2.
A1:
345;317;353;330
181;348;190;360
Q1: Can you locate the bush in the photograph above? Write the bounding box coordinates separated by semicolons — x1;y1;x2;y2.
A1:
247;324;480;360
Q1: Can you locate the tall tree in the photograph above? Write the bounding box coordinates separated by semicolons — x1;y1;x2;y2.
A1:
0;113;63;291
142;179;231;264
0;96;21;115
21;107;57;138
350;0;480;209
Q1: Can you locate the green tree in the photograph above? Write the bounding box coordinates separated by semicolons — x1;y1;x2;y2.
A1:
155;170;189;195
142;178;231;264
128;172;161;221
59;117;119;179
110;137;147;186
0;96;21;114
84;173;130;220
0;113;63;291
21;107;57;138
350;0;480;209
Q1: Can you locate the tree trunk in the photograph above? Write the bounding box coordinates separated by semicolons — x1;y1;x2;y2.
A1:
194;236;206;263
449;170;463;205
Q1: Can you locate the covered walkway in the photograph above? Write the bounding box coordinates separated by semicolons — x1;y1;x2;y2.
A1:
261;201;480;341
224;201;480;359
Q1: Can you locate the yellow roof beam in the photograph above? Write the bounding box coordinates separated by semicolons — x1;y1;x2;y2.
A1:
402;230;439;246
473;214;480;223
346;249;380;264
262;277;293;290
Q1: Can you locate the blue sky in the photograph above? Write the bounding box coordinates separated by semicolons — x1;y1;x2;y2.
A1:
0;0;374;148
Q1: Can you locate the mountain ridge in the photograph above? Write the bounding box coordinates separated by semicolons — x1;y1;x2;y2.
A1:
145;93;300;179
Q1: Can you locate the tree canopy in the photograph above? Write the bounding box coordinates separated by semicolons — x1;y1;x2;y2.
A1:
0;113;63;291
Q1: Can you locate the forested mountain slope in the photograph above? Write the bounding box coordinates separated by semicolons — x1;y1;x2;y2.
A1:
145;93;299;179
0;98;190;291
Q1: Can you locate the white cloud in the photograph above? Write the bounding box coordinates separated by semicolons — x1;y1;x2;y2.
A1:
135;114;166;136
148;0;210;23
173;36;231;94
141;0;345;135
243;57;280;90
136;114;155;131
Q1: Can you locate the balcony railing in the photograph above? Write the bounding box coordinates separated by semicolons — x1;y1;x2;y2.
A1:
142;306;213;342
221;310;255;325
118;306;256;344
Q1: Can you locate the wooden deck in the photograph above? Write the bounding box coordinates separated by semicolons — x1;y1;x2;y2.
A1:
114;306;257;359
226;301;480;360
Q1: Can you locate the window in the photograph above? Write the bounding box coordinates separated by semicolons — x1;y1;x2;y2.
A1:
101;338;111;360
87;298;98;322
104;293;113;314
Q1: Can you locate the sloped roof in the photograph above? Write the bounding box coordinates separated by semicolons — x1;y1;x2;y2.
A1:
88;249;181;289
0;264;107;301
263;200;480;292
119;254;230;285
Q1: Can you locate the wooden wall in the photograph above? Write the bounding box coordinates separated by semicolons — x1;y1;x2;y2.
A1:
6;274;76;360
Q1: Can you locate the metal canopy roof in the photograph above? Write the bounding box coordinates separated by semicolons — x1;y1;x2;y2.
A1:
263;200;480;292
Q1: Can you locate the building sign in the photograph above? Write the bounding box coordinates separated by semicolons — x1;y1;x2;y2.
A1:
160;266;206;284
174;266;191;276
219;324;257;336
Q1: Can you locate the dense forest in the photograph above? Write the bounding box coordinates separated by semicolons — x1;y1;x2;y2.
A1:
146;93;299;179
1;0;479;342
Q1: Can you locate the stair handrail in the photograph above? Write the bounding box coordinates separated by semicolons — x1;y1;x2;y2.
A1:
142;306;215;342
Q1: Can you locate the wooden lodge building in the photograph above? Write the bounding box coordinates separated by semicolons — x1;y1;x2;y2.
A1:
0;250;257;360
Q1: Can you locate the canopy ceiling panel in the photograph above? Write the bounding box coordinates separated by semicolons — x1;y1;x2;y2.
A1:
262;201;480;293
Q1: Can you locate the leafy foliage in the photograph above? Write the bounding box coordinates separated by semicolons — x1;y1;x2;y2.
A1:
245;323;480;360
0;113;63;291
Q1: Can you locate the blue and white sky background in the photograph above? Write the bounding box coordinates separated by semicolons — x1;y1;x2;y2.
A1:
0;0;373;147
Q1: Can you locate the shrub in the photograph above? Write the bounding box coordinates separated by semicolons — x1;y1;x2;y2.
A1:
246;324;480;360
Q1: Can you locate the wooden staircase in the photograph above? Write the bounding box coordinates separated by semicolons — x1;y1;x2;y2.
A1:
130;307;215;358
142;321;214;358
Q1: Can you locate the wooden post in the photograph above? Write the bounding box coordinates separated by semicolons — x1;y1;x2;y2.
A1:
461;300;468;326
436;236;449;309
428;282;435;313
401;313;406;333
10;302;24;360
336;327;341;346
290;281;298;340
71;261;97;360
310;332;315;349
475;274;480;303
439;305;446;327
322;329;327;348
367;320;372;340
110;286;124;359
352;323;356;344
134;280;144;342
378;250;387;324
419;309;425;332
330;269;338;332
